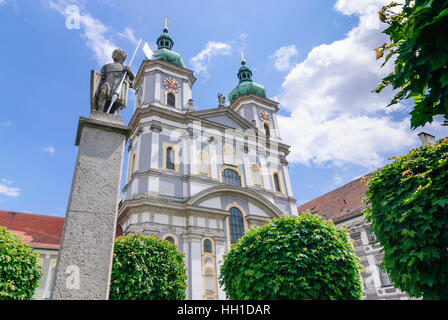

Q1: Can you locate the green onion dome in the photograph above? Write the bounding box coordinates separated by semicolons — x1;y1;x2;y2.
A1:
145;24;186;69
228;59;266;104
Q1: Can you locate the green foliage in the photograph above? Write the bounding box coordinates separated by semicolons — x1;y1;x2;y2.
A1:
374;0;448;128
0;226;42;300
219;213;363;300
364;137;448;299
109;233;187;300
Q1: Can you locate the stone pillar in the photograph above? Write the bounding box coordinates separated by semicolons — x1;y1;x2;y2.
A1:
215;239;227;300
51;111;130;300
185;234;203;300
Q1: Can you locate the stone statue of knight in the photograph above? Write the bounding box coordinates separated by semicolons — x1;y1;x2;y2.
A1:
90;48;135;114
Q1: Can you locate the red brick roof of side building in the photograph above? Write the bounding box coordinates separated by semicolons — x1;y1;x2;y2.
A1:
0;210;123;250
297;173;372;224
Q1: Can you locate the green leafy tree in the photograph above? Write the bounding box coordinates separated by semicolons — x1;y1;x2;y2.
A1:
374;0;448;128
109;233;187;300
219;213;363;299
0;226;42;300
364;137;448;299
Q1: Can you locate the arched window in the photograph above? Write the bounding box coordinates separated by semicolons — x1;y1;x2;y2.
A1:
167;92;175;107
203;239;212;253
264;123;270;138
273;172;281;192
162;234;178;249
202;237;217;299
222;168;241;187
166;147;175;170
229;207;245;244
165;236;175;244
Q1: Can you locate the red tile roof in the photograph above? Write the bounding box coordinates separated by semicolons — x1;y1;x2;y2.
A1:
0;210;123;250
0;211;64;249
297;174;371;224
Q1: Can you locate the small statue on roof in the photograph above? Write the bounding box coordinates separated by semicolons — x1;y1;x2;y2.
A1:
218;93;226;107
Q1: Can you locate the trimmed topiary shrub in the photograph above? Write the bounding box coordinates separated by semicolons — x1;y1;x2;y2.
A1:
219;213;363;299
364;137;448;299
0;226;42;300
109;233;187;300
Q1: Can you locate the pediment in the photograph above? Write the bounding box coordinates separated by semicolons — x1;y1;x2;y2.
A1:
189;107;255;131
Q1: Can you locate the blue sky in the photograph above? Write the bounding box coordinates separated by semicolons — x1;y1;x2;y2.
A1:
0;0;447;217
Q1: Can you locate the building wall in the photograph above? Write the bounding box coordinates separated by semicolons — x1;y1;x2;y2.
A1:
124;116;296;215
34;248;58;300
337;215;411;300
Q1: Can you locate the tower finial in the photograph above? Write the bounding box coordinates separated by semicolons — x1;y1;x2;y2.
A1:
240;51;246;65
163;18;168;33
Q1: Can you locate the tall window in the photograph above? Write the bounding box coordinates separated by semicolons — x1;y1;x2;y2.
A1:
202;237;217;300
229;207;245;244
273;172;281;192
222;168;241;187
167;92;175;107
166;147;175;169
203;239;212;253
264;123;270;138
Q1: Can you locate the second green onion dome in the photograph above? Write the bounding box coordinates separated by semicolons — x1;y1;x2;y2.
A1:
228;57;267;104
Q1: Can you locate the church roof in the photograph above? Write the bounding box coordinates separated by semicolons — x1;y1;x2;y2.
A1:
150;48;185;69
297;174;372;224
0;210;64;249
0;210;123;250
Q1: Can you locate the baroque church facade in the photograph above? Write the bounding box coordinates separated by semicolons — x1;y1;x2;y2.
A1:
117;25;297;299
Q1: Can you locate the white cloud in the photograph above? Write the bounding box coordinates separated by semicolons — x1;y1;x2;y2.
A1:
190;41;232;77
0;178;20;197
1;121;12;126
43;145;56;155
270;45;298;71
49;0;116;65
118;27;138;45
277;0;427;169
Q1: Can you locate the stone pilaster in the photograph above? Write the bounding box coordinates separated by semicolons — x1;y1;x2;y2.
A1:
51;111;129;300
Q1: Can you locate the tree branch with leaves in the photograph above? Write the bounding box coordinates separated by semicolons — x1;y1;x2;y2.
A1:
374;0;448;129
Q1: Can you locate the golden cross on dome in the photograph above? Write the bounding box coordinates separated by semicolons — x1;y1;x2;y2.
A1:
240;51;246;64
164;18;168;31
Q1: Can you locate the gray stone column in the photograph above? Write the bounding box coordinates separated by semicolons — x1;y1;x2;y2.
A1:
51;111;130;300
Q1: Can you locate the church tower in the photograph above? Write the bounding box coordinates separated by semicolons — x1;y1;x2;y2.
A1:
228;54;281;141
133;20;195;112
